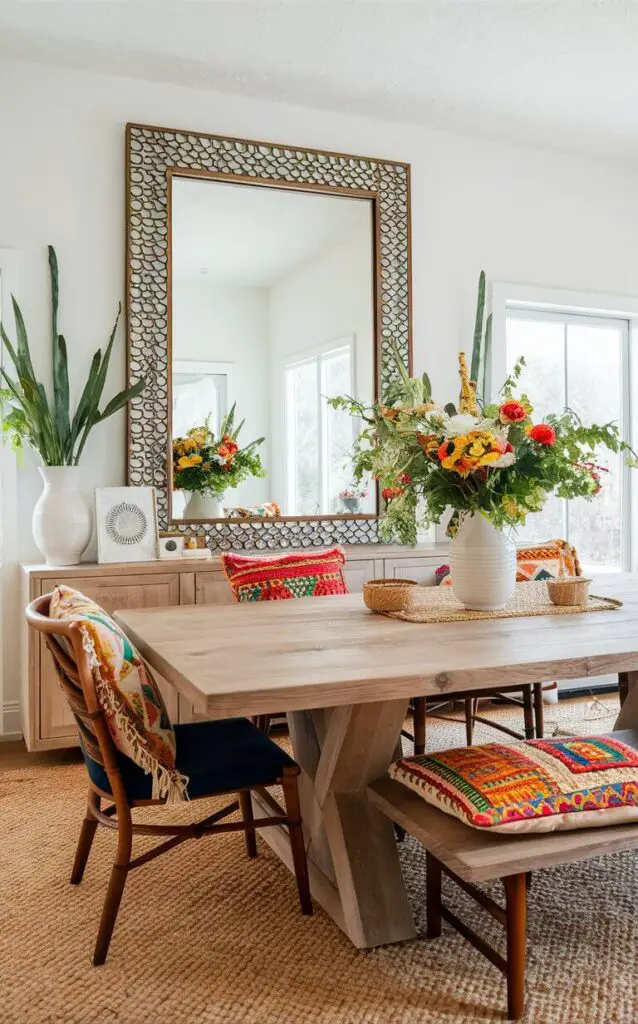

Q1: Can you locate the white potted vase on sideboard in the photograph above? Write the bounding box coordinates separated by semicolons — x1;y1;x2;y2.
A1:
0;246;146;565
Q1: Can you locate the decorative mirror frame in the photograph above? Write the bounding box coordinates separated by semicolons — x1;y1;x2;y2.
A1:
126;122;412;550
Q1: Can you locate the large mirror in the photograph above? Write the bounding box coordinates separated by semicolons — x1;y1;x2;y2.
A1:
170;177;376;522
126;124;411;549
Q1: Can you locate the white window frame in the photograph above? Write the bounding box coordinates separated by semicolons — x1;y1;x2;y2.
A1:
0;249;20;737
491;281;638;572
283;335;355;515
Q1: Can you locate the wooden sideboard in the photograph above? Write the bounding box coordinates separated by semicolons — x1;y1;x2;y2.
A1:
21;543;448;750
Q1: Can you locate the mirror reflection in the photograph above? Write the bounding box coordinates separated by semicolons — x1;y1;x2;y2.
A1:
170;176;376;521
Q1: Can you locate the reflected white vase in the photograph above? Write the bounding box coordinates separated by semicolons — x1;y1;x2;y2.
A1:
32;466;92;566
183;490;224;519
450;514;516;611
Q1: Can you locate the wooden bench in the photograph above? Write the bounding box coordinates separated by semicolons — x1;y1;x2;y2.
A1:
368;728;638;1021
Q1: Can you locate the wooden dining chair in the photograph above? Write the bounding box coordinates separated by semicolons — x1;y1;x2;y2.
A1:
26;593;312;966
406;542;583;753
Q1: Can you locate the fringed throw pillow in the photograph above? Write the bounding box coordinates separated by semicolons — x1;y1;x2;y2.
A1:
50;584;188;803
389;735;638;834
221;547;348;602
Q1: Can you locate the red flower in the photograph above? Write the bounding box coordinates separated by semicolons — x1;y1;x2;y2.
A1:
528;423;556;446
499;400;527;424
400;472;412;485
382;486;404;501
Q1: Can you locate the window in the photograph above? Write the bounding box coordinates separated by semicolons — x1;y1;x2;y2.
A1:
505;307;630;571
284;340;355;515
172;360;231;437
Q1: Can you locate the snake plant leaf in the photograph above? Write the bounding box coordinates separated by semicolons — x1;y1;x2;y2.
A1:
69;349;102;443
10;296;38;383
50;242;70;454
98;378;146;421
421;372;432;402
54;334;71;457
470;270;485;385
233;417;245;439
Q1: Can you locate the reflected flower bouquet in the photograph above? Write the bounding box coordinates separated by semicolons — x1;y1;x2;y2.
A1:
173;404;265;497
330;351;637;545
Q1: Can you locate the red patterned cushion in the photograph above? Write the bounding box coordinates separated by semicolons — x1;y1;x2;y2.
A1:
389;734;638;835
221;547;348;602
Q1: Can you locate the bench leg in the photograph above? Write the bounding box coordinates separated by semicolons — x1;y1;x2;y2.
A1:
425;852;442;939
504;873;527;1021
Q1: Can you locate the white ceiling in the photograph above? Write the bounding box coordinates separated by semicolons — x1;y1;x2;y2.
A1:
2;1;638;161
172;177;371;286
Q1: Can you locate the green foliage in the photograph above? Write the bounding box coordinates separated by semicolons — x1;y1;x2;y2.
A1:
0;246;145;465
172;404;265;497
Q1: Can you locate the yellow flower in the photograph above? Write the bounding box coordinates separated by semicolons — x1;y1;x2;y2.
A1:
177;454;203;469
438;431;504;476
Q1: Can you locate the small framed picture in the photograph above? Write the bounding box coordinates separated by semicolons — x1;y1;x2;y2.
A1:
96;487;159;563
158;532;185;559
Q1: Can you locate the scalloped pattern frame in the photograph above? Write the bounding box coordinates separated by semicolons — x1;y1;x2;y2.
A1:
126;123;412;550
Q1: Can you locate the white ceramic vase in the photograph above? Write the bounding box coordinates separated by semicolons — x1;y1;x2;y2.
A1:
450;513;516;611
183;490;224;519
32;466;92;566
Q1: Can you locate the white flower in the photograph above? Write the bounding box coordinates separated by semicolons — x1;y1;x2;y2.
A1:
492;451;516;468
444;414;480;437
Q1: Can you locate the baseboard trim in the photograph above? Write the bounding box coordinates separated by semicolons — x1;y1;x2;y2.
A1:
1;701;22;740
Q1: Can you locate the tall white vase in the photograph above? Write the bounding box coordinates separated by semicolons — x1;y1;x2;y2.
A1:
32;466;92;566
450;513;516;611
183;490;224;519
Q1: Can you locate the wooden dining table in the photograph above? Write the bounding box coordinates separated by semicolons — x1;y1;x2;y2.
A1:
115;573;638;950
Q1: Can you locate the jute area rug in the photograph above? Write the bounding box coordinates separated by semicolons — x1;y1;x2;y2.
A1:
1;702;635;1024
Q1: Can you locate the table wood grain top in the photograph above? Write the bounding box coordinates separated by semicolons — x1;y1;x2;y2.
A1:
114;574;638;718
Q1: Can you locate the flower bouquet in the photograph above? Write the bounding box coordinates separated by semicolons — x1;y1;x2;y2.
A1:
331;322;636;609
173;404;265;519
339;484;368;513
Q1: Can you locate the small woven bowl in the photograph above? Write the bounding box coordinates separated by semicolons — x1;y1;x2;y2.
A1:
546;577;592;607
363;578;419;613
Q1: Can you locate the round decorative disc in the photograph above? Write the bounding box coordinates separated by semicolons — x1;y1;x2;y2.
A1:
105;501;148;546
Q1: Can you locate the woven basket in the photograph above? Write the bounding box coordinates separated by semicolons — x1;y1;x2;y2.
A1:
546;577;592;606
363;578;419;613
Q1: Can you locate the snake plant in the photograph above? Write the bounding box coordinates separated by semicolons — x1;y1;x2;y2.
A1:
0;246;145;465
469;269;492;406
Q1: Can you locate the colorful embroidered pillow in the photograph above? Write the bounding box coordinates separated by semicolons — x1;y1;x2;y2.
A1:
50;585;188;803
221;547;348;602
516;539;580;582
389;734;638;834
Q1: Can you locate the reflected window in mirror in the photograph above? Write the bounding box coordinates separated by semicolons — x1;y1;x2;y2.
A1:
170;175;377;521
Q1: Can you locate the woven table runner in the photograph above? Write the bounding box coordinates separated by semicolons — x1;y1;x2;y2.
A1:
389;581;622;624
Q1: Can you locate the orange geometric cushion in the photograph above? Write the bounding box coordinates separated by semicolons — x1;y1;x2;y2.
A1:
389;733;638;834
221;547;348;602
516;539;580;582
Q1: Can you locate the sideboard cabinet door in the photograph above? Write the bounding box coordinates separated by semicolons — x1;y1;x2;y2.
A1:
37;574;180;747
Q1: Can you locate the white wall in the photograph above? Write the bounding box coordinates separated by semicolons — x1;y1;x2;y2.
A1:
172;281;271;508
268;228;375;511
1;54;638;726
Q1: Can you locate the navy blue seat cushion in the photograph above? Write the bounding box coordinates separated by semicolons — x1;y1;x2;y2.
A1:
82;718;296;801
